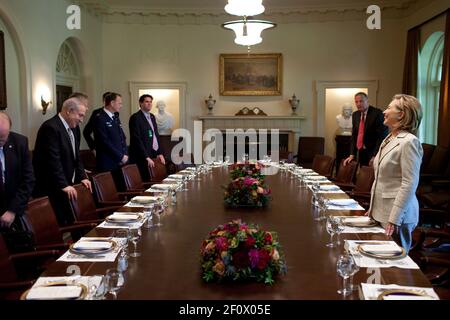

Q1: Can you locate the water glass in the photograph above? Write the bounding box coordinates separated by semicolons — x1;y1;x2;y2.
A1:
224;155;231;164
336;254;358;296
128;228;141;258
326;216;339;247
105;268;121;300
114;229;130;258
143;204;154;229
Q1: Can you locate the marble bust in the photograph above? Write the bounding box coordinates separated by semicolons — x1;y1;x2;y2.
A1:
155;100;174;135
336;103;353;136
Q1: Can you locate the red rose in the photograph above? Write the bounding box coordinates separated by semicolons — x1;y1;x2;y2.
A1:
232;250;249;268
264;232;273;244
257;249;271;270
244;236;256;248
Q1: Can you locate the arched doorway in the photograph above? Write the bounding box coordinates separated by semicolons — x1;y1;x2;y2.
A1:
55;40;81;112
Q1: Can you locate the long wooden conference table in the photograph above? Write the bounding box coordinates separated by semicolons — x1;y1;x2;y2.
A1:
40;166;433;300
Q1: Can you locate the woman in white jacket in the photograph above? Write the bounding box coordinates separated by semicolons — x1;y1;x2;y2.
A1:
368;94;423;252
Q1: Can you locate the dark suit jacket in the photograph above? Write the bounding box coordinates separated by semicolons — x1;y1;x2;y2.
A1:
93;109;127;172
350;105;388;158
129;110;162;181
33;115;86;196
83;107;102;151
0;132;34;217
129;110;162;162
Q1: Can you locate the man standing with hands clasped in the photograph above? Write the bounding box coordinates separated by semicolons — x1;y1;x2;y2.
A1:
343;92;388;167
129;94;165;182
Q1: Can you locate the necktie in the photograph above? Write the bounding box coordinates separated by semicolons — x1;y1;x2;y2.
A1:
356;112;365;150
67;128;76;158
146;113;159;150
0;147;4;192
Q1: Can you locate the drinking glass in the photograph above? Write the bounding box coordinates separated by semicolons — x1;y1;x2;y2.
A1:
326;216;339;247
143;203;154;229
114;229;130;258
224;155;231;165
310;181;320;206
128;228;141;258
153;200;164;227
347;255;360;291
105;268;121;300
336;254;357;296
334;217;345;245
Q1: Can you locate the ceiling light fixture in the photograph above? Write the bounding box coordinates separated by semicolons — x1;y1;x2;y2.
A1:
222;0;276;49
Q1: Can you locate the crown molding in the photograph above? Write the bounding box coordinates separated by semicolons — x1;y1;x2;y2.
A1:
76;0;421;24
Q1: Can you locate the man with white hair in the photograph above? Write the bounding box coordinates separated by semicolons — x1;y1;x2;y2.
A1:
0;112;34;230
33;97;92;225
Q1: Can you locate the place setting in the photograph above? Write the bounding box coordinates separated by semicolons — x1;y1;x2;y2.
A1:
20;275;104;300
337;216;385;233
326;198;365;211
97;211;146;229
344;240;420;269
317;184;345;194
57;237;122;262
360;283;440;300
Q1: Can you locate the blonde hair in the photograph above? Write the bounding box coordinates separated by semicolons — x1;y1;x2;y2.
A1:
392;94;422;135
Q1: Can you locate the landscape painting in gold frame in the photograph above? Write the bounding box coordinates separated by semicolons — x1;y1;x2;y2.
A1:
219;53;282;96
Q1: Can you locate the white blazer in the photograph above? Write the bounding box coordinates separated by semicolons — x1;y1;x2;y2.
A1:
368;131;423;226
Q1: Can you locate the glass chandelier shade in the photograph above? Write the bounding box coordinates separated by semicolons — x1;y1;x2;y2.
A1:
222;19;276;46
224;0;265;17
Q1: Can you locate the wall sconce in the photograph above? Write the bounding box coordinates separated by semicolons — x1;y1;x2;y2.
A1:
41;95;51;115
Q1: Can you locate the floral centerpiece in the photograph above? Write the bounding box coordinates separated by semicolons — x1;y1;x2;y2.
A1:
201;220;287;284
229;163;264;181
223;176;271;208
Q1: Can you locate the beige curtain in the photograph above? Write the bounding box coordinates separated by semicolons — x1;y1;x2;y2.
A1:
402;27;420;96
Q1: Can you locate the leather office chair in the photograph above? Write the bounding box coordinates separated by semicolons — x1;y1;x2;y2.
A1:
22;197;96;251
79;149;97;177
121;164;154;192
311;155;335;178
293;137;325;169
0;235;60;300
335;165;375;210
332;160;357;184
69;184;121;224
149;158;168;183
92;172;141;207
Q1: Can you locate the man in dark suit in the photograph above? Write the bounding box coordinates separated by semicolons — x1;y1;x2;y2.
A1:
93;93;128;190
343;92;388;167
129;94;166;181
0;112;34;230
33;97;92;225
82;91;111;152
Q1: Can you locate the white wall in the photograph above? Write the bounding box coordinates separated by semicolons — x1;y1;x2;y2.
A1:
102;18;405;144
0;0;104;148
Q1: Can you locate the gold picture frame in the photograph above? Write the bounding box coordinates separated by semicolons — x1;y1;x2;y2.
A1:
219;53;282;96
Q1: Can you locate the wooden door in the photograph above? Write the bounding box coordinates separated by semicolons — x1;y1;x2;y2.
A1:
56;85;73;112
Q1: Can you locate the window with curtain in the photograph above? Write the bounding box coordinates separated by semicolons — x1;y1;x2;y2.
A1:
418;32;444;144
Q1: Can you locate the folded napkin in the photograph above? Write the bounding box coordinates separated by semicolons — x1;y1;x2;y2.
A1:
305;175;327;180
319;185;340;191
361;244;402;254
329;199;358;206
132;196;159;203
26;286;82;300
152;184;176;190
108;214;140;221
73;241;112;250
169;174;184;179
184;167;196;171
342;216;372;224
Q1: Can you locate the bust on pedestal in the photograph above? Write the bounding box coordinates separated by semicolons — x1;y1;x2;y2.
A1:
335;103;353;136
155;100;174;136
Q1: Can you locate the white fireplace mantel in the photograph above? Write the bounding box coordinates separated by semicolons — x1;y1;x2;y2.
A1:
197;115;306;153
198;115;306;133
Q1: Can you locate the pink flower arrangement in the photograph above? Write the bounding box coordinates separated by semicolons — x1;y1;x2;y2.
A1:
201;220;287;284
